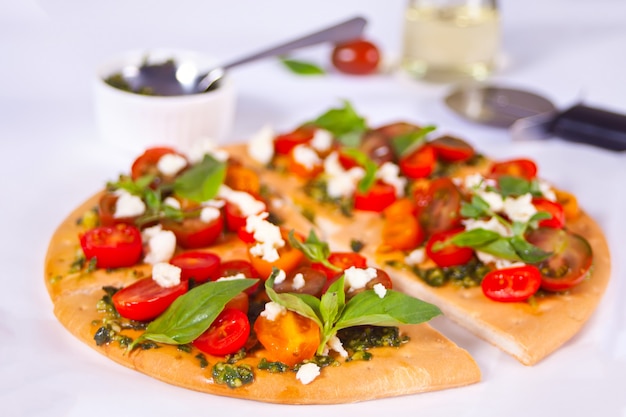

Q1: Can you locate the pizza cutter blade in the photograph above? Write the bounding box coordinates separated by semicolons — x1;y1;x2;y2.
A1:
445;85;626;151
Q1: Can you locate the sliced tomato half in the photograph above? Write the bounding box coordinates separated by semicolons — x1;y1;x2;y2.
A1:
274;126;316;155
353;182;397;212
532;198;566;229
414;177;463;237
399;145;436;179
80;223;143;269
162;214;224;249
429;135;475;162
169;251;221;283
130;147;186;184
193;308;250;356
481;265;542;302
112;277;188;321
490;158;537;180
425;228;474;268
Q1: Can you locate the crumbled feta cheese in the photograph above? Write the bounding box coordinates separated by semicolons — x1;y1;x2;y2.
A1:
538;179;557;201
344;266;378;291
274;269;287;284
475;251;525;270
200;206;221;223
296;363;321;385
218;185;266;217
463;217;512;237
376;162;406;197
163;196;181;210
405;248;426;265
202;199;226;209
323;152;365;198
292;144;321;170
327;335;348;358
292;273;305;290
157;153;187;176
186;137;229;163
310;129;333;152
143;226;177;264
217;273;247;281
245;212;285;262
503;193;537;223
477;190;504;212
260;301;286;321
373;283;387;299
247;124;274;165
152;262;182;288
463;173;486;190
113;190;146;218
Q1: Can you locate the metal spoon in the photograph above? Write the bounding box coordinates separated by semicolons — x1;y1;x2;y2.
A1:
118;16;367;96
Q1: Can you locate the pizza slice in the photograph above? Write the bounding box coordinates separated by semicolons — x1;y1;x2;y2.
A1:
44;144;481;404
238;101;611;365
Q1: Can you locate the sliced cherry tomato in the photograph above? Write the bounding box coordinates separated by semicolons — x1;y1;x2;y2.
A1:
381;214;424;251
346;268;394;297
169;251;221;283
224;292;250;314
273;266;328;298
554;189;580;221
112;277;188;321
490;158;537;180
274;126;315;155
254;309;320;366
287;146;323;179
193;308;250;356
312;252;368;279
215;259;260;294
80;223;143;269
526;228;593;292
224;163;261;196
224;198;266;234
415;177;463;237
481;265;542;302
425;228;474;268
399;145;436;179
97;192;140;227
383;197;416;218
248;231;306;280
375;121;422;140
532;198;566;229
429;135;475;162
130;147;186;183
162;214;223;249
353;182;397;212
331;38;380;75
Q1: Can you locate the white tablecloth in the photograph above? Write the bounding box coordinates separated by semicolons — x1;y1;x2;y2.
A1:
1;1;625;416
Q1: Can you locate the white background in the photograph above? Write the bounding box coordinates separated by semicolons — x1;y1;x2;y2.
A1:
1;1;625;416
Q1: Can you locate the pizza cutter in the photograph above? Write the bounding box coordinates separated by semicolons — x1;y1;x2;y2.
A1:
445;85;626;151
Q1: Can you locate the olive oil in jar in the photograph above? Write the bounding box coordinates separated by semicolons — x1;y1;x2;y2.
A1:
402;0;500;83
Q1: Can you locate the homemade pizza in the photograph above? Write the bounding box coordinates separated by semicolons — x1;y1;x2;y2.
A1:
44;101;610;404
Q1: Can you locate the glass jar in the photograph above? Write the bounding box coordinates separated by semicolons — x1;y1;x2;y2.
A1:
401;0;500;83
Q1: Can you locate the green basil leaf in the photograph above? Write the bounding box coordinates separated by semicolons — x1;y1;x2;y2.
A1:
109;174;155;196
510;235;552;263
476;238;521;261
450;228;502;248
311;100;366;147
340;148;377;193
144;188;161;210
335;290;441;330
173;155;226;203
497;175;531;197
287;230;341;272
133;279;258;348
527;211;552;229
460;194;492;218
265;271;322;328
319;275;346;329
390;125;436;157
280;57;325;75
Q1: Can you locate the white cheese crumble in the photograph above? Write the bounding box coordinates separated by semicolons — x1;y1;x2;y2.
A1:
327;335;348;358
186;137;229;163
463;217;512;237
310;129;333;152
245;212;285;262
218;185;266;217
292;273;305;290
373;283;387;299
376;162;406;197
538;179;557;201
503;193;537;223
477;190;504;212
113;190;146;218
152;262;182;288
247;124;275;165
296;363;321;385
163;196;181;210
404;248;426;265
157;153;187;176
217;273;247;281
323;152;365;198
260;301;286;321
274;269;287;284
200;206;221;223
292;144;321;170
344;266;378;291
142;225;177;264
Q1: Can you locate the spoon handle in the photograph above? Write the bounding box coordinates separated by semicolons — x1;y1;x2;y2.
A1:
222;16;367;70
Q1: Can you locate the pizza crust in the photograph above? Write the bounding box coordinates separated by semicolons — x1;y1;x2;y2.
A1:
45;193;481;404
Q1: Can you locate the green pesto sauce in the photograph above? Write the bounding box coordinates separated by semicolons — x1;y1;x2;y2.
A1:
338;326;408;362
212;362;254;388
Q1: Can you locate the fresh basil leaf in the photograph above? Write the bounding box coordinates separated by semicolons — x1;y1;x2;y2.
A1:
460;194;492;218
476;238;521;261
527;211;552;229
311;101;366;147
144;188;161;210
510;235;552;263
498;175;532;197
390;125;436;157
173;155;226;203
319;275;346;330
340;148;377;193
335;290;441;330
280;57;325;75
265;271;322;327
287;230;341;272
109;174;155;196
450;228;502;248
132;279;258;348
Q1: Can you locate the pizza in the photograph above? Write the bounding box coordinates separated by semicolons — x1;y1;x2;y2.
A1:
44;101;610;404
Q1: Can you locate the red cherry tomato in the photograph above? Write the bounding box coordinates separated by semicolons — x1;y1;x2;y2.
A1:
273;266;328;298
399;145;437;179
429;136;475;162
274;126;316;155
414;177;463;237
162;214;224;249
287;147;323;179
224;199;266;234
490;158;537;180
353;182;397;212
331;39;380;75
98;192;140;227
130;147;186;182
215;259;261;294
532;198;566;229
112;277;188;321
193;308;250;356
312;252;368;279
526;228;593;292
80;223;143;269
481;265;542;302
169;251;221;283
425;228;474;268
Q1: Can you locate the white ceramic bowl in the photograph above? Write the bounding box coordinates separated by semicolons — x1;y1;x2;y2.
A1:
94;49;236;153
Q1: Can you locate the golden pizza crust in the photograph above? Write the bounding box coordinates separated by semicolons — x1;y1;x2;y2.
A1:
233;143;612;366
45;193;481;404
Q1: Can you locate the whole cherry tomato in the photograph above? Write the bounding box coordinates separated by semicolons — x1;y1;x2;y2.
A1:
481;265;542;302
80;223;143;269
112;277;188;321
331;38;380;75
193;308;250;356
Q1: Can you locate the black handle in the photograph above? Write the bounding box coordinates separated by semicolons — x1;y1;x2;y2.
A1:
549;104;626;151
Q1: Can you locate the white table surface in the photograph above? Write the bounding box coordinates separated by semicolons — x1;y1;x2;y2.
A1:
2;1;625;416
